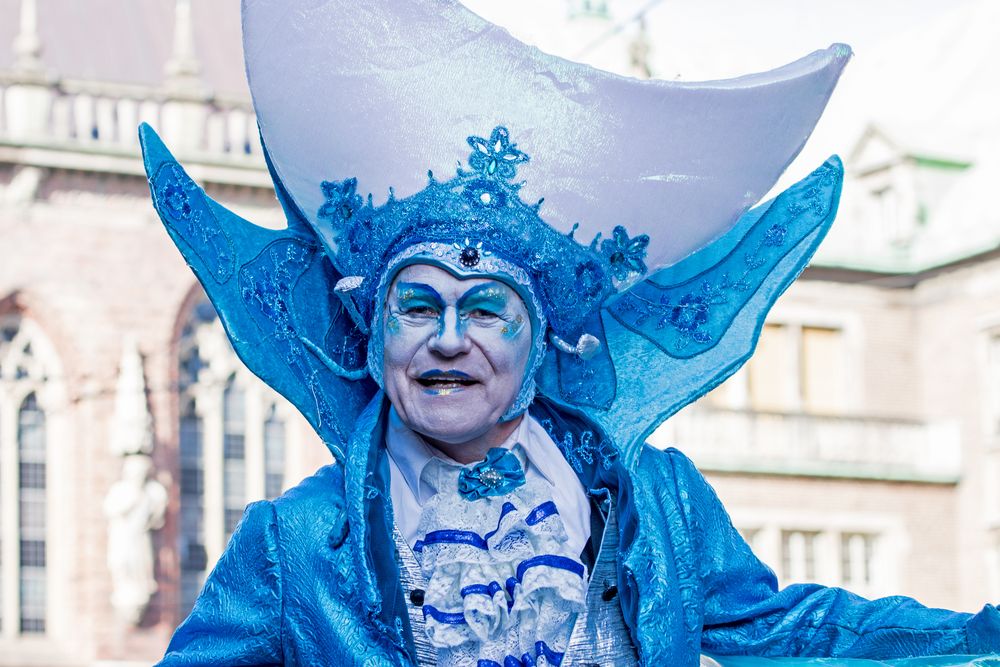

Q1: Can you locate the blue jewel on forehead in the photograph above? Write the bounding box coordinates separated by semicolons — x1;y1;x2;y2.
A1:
457;238;483;268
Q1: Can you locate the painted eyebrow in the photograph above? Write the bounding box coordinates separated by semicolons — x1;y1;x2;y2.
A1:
394;282;444;307
457;283;508;309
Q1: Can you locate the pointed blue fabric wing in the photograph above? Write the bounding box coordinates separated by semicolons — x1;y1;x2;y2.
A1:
139;124;376;462
537;158;844;469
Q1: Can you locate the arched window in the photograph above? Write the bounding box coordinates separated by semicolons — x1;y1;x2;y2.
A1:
222;376;246;541
17;394;46;634
263;404;285;500
177;398;205;614
0;314;61;637
175;296;291;615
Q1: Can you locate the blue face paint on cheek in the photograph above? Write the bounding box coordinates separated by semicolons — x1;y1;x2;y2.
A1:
500;313;525;340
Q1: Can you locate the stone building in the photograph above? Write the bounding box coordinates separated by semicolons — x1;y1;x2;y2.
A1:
0;0;995;664
659;0;1000;612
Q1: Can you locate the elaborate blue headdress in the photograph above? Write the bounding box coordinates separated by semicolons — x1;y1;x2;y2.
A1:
141;0;849;469
317;125;628;418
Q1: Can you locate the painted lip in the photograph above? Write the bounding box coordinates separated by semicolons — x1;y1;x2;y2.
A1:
417;369;474;380
414;369;480;394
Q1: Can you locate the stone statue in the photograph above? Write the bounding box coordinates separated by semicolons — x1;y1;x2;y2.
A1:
104;454;167;626
109;335;154;457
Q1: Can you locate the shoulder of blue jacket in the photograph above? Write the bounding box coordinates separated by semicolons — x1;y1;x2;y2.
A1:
635;444;695;479
269;464;348;537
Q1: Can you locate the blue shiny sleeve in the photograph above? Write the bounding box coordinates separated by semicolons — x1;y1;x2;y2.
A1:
157;501;284;666
666;452;1000;659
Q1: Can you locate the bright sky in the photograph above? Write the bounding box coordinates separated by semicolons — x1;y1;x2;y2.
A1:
461;0;986;175
462;0;976;77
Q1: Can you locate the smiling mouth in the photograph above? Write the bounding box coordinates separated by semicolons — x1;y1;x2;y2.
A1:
415;372;479;393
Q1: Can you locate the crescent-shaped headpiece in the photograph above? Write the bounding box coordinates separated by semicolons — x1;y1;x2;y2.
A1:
244;0;850;272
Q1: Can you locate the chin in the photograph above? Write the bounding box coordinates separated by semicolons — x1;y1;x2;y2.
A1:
414;418;494;445
407;397;497;445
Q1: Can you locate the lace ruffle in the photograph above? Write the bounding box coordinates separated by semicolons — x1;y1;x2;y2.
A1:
415;464;587;666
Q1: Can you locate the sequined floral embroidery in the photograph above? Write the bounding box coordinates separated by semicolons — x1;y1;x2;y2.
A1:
159;174;194;220
600;225;650;281
318;177;364;222
762;223;787;247
467;126;528;180
537;418;616;473
152;162;235;284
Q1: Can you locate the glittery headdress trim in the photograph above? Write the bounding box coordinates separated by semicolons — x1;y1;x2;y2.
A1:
317;126;648;351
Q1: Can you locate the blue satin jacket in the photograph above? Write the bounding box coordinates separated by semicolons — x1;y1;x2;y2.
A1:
157;396;1000;666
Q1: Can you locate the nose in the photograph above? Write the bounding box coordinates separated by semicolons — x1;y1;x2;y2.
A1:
426;307;471;357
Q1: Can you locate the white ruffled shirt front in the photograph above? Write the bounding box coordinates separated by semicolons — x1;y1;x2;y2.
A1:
385;407;592;558
385;408;593;666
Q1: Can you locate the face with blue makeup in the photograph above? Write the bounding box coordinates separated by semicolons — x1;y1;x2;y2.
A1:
382;263;533;463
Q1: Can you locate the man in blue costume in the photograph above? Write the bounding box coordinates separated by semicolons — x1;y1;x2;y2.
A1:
144;1;1000;665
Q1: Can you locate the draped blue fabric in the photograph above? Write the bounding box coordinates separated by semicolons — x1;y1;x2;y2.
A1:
155;395;1000;666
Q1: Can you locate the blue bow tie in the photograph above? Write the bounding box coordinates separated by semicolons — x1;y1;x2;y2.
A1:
457;447;526;501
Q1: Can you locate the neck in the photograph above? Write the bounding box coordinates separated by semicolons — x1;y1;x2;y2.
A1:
424;415;523;464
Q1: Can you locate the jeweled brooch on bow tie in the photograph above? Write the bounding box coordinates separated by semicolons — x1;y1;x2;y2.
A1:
457;447;525;501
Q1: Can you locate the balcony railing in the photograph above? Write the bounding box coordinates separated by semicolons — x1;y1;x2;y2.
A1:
652;406;962;483
0;77;261;164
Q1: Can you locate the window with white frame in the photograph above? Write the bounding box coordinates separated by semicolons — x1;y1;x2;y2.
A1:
752;525;887;595
840;532;876;589
739;322;848;414
781;529;819;582
0;315;58;636
872;184;904;244
263;405;286;500
176;297;290;614
748;323;796;411
985;332;1000;437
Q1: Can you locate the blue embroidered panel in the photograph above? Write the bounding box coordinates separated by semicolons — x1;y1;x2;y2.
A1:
535;413;617;475
607;160;841;359
140;124;376;462
555;157;845;469
152;162;236;284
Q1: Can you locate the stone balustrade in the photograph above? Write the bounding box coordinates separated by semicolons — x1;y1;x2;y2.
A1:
0;76;261;165
653;406;962;483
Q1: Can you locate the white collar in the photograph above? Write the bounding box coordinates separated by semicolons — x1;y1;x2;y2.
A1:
385;406;562;505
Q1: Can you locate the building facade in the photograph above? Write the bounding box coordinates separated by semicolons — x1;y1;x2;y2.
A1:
0;0;996;664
